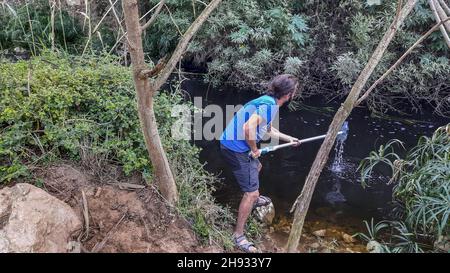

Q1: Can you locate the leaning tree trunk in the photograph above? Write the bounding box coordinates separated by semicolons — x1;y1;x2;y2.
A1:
122;0;223;205
286;0;418;252
429;0;450;48
122;0;178;203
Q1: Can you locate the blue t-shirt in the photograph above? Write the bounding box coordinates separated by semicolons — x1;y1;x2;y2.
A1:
220;95;278;152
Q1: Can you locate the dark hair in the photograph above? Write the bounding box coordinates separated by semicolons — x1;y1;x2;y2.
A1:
266;74;299;99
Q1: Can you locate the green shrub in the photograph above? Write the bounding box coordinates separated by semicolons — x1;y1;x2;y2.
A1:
143;0;310;89
327;0;450;116
358;125;450;252
0;52;233;248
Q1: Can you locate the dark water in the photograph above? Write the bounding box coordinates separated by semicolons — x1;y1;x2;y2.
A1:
181;79;449;231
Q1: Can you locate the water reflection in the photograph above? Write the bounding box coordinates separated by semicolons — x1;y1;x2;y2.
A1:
181;78;449;227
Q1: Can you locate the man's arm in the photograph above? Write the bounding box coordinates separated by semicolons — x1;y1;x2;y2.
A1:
243;114;264;158
267;125;299;143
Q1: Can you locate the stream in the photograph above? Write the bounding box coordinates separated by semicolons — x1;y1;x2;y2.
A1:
181;78;449;251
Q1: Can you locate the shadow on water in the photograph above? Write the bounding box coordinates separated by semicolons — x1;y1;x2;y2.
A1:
180;78;449;245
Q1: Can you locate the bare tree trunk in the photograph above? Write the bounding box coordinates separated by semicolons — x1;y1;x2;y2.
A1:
439;0;450;15
434;0;450;32
49;0;56;51
285;0;418;253
122;0;178;204
122;0;222;205
429;0;450;48
151;0;223;90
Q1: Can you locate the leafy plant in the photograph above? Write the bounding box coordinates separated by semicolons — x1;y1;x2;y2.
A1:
0;52;234;248
358;125;450;252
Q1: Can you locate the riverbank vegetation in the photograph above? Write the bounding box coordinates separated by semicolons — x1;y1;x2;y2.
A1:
1;0;449;116
1;0;449;253
359;125;449;252
0;52;236;248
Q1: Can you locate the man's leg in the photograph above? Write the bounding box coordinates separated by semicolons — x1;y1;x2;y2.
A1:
234;190;259;236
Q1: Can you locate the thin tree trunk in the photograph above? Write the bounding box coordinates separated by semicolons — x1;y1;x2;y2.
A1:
122;0;178;204
434;0;450;32
439;0;450;15
49;0;56;51
285;0;418;253
151;0;223;90
141;0;166;31
122;0;222;205
356;17;450;106
429;0;450;48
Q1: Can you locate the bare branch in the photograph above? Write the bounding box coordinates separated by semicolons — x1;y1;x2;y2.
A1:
92;0;119;34
152;0;223;91
435;0;450;32
356;17;450;107
393;0;403;26
195;0;208;6
429;0;450;48
164;4;183;36
138;55;168;79
141;0;166;31
108;0;124;34
109;1;166;54
439;0;450;14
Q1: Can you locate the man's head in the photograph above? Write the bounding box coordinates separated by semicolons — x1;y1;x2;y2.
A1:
266;74;299;106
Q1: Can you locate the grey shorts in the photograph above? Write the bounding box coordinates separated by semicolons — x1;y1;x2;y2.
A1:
220;144;260;192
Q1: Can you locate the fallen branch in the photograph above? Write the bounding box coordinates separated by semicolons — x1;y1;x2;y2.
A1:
91;212;127;253
116;182;146;190
140;215;151;242
81;190;90;241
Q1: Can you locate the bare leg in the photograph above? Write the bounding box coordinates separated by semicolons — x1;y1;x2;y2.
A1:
234;190;259;236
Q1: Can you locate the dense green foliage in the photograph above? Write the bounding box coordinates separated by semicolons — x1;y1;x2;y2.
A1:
2;1;449;117
140;0;309;87
1;0;448;252
0;1;84;53
146;0;450;116
358;126;450;252
0;52;234;247
321;0;450;116
0;0;118;55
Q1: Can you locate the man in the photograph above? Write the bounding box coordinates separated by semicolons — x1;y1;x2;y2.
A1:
219;74;301;253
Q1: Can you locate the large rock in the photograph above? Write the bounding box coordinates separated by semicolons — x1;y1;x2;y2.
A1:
0;183;82;253
342;233;356;243
366;240;384;253
255;202;275;225
313;229;327;237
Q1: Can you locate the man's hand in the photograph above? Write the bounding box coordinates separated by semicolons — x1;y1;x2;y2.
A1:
250;149;261;159
290;137;301;147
